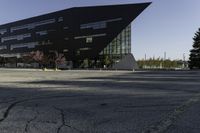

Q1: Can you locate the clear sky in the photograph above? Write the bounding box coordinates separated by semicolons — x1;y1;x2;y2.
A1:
0;0;200;60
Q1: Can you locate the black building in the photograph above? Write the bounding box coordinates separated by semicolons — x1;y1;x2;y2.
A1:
0;3;151;69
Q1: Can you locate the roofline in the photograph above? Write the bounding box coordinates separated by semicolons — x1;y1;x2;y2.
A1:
71;2;152;9
0;2;152;27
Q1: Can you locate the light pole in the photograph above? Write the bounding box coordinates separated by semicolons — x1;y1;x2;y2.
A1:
163;52;166;68
144;54;146;69
183;53;185;69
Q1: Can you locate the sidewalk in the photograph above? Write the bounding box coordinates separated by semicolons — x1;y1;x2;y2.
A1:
0;68;42;71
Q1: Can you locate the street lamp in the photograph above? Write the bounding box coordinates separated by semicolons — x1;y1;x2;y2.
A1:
183;53;185;69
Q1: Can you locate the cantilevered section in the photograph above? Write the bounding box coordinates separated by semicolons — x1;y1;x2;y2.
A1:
0;3;151;69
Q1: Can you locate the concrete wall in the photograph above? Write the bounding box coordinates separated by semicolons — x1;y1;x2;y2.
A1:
112;53;138;70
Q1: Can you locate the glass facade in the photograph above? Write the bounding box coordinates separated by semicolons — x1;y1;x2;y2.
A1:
99;24;131;62
0;2;150;69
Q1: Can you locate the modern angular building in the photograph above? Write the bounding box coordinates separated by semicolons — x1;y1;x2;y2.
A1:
0;2;151;69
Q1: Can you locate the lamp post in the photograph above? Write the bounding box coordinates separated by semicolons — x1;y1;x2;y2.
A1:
144;54;147;69
163;52;166;69
183;53;185;69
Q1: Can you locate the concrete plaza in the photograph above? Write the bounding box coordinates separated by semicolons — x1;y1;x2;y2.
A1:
0;69;199;133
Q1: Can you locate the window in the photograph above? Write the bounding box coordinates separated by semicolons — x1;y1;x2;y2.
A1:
86;37;93;43
1;33;31;43
64;37;69;40
63;26;69;30
0;29;7;35
36;31;48;36
11;24;33;32
99;51;103;55
76;50;80;56
39;40;52;46
58;17;63;22
80;18;122;30
81;22;106;30
35;19;55;26
10;42;39;50
79;48;91;51
0;46;7;50
63;49;68;52
10;19;56;32
74;33;106;39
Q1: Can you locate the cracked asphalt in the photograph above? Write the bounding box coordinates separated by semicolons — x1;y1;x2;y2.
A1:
0;69;200;133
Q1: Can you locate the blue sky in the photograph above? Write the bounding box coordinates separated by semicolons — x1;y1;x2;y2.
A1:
0;0;199;60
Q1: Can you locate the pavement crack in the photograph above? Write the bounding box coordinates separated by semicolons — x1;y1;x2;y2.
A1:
94;119;112;127
54;106;83;133
24;115;37;132
54;107;65;133
0;100;26;123
0;98;18;105
142;93;200;133
24;105;39;133
0;95;93;125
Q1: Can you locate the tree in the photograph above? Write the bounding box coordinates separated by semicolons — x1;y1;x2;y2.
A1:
137;58;182;69
189;28;200;69
28;50;66;69
29;50;49;68
103;55;112;68
54;53;66;69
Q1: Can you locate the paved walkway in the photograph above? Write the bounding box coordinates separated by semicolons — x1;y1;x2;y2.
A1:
0;70;199;133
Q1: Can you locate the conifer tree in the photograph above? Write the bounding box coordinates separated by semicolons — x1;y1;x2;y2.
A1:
189;28;200;69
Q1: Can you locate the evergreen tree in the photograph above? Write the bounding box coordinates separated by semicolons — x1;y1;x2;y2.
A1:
189;28;200;69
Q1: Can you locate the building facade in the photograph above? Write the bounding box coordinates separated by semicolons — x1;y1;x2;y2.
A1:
0;3;151;69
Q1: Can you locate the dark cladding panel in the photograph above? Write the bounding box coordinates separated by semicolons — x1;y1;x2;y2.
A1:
0;2;151;63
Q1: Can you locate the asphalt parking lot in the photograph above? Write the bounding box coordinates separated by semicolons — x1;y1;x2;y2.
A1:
0;69;200;133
